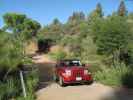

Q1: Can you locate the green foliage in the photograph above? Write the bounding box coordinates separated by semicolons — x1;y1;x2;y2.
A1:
38;18;63;44
0;2;133;100
0;13;40;100
0;66;39;100
3;13;41;40
68;11;85;25
49;50;67;61
3;13;26;33
91;14;132;66
22;18;41;39
61;35;81;51
88;3;103;23
80;36;98;62
25;69;39;92
0;76;20;100
0;31;23;70
95;64;133;88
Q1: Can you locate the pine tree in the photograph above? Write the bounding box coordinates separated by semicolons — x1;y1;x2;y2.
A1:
88;3;103;21
68;11;85;24
118;1;127;16
95;3;103;18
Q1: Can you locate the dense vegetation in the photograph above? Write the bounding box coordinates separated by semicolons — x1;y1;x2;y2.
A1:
0;1;133;100
0;13;40;99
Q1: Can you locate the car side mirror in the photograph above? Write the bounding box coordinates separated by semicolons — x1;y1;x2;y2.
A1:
82;64;85;67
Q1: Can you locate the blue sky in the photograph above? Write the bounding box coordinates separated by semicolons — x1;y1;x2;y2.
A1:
0;0;133;27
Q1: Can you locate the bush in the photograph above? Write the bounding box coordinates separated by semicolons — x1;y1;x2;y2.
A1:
87;62;104;73
0;76;20;100
49;49;67;61
0;67;39;100
95;63;133;88
121;70;133;88
25;69;39;93
18;68;39;100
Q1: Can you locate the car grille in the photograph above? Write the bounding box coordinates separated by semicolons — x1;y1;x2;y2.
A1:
73;71;82;77
76;72;81;77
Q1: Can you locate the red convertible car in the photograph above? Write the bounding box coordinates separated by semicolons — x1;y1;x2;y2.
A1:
53;59;93;86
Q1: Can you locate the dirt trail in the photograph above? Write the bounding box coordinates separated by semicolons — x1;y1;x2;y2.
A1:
37;83;133;100
32;54;55;64
33;54;133;100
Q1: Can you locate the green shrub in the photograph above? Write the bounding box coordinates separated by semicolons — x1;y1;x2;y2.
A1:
121;70;133;88
87;62;103;73
49;50;67;61
0;77;20;100
0;67;39;100
16;93;35;100
95;63;133;88
25;69;39;92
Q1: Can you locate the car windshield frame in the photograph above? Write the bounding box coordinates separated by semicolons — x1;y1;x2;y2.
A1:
59;60;82;67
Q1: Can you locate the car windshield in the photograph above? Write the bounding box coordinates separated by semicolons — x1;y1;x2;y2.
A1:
60;60;82;67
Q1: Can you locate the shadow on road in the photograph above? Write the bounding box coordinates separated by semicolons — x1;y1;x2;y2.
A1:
102;66;133;100
102;88;133;100
36;62;56;90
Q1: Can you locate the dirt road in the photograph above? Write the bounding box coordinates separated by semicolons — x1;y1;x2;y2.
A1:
36;82;133;100
33;54;133;100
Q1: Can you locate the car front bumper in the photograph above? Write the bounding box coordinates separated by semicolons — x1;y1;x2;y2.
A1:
62;75;93;84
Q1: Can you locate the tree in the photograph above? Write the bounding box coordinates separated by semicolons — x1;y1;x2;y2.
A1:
3;13;26;34
22;18;41;39
52;18;61;25
68;11;85;24
63;12;86;35
88;3;103;22
0;30;23;79
38;18;63;44
117;1;127;16
92;15;132;66
88;3;104;39
3;13;41;59
3;13;41;39
1;13;41;99
49;18;62;32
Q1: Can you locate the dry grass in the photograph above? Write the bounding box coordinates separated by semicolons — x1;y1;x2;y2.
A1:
25;41;38;55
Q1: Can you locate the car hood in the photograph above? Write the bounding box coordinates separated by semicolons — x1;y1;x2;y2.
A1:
61;66;85;71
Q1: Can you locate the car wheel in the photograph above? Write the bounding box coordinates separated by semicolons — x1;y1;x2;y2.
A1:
59;76;65;87
86;80;93;85
53;74;58;82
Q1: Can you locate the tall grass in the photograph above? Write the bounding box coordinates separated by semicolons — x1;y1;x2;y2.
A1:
95;63;133;88
17;69;39;100
0;77;20;100
0;67;39;100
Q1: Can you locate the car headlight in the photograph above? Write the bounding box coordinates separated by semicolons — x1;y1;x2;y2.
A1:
84;70;88;75
65;70;71;76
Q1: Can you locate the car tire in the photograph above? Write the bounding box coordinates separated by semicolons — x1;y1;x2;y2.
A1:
86;80;93;85
53;74;58;82
59;76;65;87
